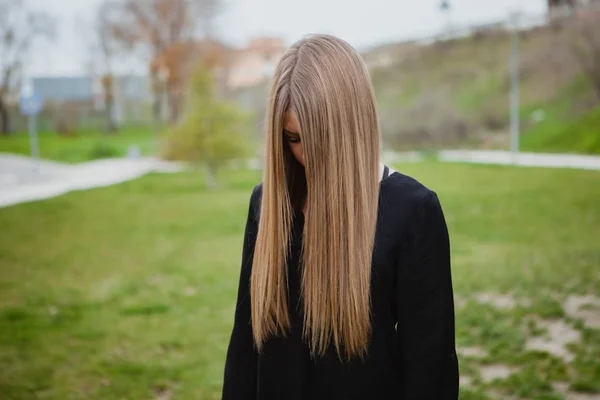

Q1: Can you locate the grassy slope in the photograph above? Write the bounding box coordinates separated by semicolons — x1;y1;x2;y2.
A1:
0;127;155;163
3;28;597;162
230;28;598;154
366;28;599;153
522;104;600;155
0;164;599;399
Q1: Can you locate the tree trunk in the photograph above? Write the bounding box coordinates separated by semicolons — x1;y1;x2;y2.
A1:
0;96;10;135
150;70;161;128
168;86;180;126
106;100;118;133
593;82;600;104
579;61;600;104
205;162;218;190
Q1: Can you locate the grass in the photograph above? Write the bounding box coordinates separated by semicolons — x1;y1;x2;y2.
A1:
0;163;599;399
521;105;600;155
0;126;156;163
363;28;594;152
355;27;600;154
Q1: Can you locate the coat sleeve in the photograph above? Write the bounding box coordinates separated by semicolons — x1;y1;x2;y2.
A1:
222;191;259;400
395;190;459;400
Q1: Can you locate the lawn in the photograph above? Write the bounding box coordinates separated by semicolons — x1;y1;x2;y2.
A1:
0;126;156;163
0;163;599;399
521;105;600;155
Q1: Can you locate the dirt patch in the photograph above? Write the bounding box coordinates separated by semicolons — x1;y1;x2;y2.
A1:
553;382;600;400
155;390;172;400
480;364;518;383
486;389;510;400
153;385;173;400
474;293;517;310
525;319;580;362
48;305;58;316
148;275;164;285
460;375;473;388
455;295;467;309
458;346;488;359
564;295;600;329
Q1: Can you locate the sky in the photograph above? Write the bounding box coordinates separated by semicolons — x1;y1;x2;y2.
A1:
27;0;547;77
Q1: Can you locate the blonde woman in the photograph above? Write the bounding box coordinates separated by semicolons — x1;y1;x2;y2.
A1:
223;34;458;400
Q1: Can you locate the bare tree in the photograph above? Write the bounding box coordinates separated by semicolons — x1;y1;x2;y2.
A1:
0;0;54;135
105;0;222;125
88;0;121;133
567;9;600;102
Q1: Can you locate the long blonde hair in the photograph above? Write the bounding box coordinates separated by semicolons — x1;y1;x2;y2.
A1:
251;34;381;360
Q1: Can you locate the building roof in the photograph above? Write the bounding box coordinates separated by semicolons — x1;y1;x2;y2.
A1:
32;76;150;102
33;77;94;102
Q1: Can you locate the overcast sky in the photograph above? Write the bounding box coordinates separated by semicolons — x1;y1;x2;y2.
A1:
27;0;547;77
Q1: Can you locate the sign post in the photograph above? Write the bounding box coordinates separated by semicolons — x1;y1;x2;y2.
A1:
19;90;44;172
509;12;521;159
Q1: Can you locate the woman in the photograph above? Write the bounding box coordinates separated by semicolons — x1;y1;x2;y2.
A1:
223;34;458;400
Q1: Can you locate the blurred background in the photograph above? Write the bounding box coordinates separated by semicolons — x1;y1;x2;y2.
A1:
0;0;599;399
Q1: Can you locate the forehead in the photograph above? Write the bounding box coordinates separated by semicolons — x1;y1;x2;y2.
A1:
283;111;301;133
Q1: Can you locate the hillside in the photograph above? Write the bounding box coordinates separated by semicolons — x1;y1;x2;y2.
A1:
233;23;600;154
521;102;600;154
367;25;598;153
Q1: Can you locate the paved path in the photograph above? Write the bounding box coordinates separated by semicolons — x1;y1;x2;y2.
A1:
1;150;599;209
0;153;183;209
437;150;600;171
384;150;600;170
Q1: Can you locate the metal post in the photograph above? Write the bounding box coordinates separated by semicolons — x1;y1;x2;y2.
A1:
155;68;169;156
509;13;520;156
155;93;162;155
440;1;451;40
28;114;40;172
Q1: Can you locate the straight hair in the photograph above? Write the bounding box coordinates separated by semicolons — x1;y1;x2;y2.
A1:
250;34;381;360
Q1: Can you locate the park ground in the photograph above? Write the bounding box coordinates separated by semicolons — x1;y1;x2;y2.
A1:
0;162;599;399
1;98;600;166
0;128;156;164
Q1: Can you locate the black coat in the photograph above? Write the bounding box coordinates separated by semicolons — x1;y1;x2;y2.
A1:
223;169;459;400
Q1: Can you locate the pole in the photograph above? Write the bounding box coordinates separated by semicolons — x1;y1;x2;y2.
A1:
440;1;451;40
152;93;160;155
28;114;40;172
509;13;520;156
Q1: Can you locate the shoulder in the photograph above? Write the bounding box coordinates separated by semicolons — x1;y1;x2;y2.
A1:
251;182;263;201
380;171;447;237
249;183;263;219
381;172;448;251
381;171;439;210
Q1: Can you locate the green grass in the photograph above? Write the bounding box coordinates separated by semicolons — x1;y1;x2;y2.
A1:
357;27;600;154
0;126;156;163
522;105;600;155
0;163;599;399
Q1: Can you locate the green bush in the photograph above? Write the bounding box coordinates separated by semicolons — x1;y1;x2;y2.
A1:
88;141;121;160
164;66;251;188
522;105;600;154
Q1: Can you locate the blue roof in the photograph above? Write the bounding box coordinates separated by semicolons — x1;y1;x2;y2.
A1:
32;76;150;102
33;77;93;102
118;76;151;100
